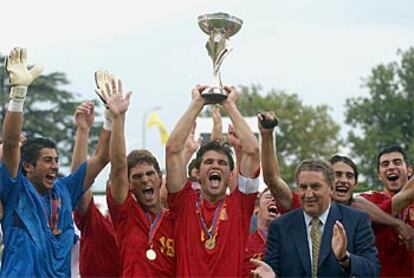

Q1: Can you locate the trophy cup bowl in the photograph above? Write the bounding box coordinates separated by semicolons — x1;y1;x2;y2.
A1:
198;12;243;104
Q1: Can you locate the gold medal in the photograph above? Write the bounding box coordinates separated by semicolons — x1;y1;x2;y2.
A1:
205;238;216;250
52;228;61;235
146;249;157;261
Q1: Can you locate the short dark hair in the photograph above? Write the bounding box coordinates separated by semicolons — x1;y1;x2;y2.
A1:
258;187;270;200
329;155;358;182
377;144;409;171
194;141;234;171
20;137;57;175
187;158;197;178
295;159;335;186
127;149;162;179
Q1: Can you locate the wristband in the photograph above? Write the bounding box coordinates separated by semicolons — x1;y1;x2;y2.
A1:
8;99;24;112
103;109;112;131
9;86;28;101
238;174;260;194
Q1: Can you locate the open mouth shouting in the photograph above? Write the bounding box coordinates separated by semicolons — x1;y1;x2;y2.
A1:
208;172;222;189
386;173;399;182
45;172;57;184
142;186;155;200
334;184;349;198
267;204;279;218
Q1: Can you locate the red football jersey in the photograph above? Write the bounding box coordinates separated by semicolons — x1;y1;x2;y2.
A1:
168;181;256;277
74;200;120;277
361;191;414;277
107;191;176;277
277;191;301;214
242;230;267;277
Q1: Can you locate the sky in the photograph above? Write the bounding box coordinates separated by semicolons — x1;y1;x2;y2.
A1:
2;0;414;191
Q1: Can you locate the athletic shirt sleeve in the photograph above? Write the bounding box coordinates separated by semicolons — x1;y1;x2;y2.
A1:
74;199;95;232
58;161;87;209
167;181;193;214
360;192;392;213
106;189;135;226
277;191;301;214
0;162;21;203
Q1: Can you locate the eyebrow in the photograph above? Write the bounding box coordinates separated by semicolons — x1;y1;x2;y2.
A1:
335;171;354;175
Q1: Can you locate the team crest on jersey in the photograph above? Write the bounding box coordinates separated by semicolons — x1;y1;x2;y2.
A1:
219;207;228;221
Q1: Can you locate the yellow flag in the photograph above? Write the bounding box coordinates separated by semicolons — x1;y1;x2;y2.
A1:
146;112;169;145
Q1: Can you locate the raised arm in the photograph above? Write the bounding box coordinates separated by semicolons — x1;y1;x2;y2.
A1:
258;111;293;210
353;196;414;246
2;48;43;177
210;106;223;143
221;86;259;178
71;101;95;213
391;176;414;215
102;75;132;204
80;71;116;190
166;85;207;193
183;122;202;165
227;124;242;193
82;128;110;190
71;101;95;171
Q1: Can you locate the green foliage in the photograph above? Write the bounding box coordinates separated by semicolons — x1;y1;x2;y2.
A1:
203;84;342;184
0;54;102;168
345;47;414;187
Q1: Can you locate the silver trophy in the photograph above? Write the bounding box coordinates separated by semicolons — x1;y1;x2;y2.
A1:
198;12;243;104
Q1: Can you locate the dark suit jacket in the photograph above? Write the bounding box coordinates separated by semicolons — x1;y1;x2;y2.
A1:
264;202;380;277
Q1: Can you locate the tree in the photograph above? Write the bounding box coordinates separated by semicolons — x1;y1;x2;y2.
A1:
0;54;102;168
202;84;342;184
345;47;414;188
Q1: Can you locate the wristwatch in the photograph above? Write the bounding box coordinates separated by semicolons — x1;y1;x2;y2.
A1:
338;251;350;264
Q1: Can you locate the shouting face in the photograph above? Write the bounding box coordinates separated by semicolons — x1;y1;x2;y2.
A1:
198;150;232;202
25;148;59;194
129;162;162;211
331;162;357;204
378;152;411;195
258;190;280;223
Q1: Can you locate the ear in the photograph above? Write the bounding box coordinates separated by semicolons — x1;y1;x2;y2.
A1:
22;161;33;173
407;165;413;179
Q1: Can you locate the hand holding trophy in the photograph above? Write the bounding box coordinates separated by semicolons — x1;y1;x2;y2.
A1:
198;12;243;104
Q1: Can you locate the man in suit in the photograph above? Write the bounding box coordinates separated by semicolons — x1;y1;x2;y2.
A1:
254;159;380;277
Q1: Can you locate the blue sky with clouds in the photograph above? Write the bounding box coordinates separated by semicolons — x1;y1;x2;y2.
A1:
2;0;414;190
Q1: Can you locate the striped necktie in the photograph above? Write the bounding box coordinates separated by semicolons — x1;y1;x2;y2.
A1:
311;218;321;278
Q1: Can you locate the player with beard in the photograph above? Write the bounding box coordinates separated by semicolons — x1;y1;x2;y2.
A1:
360;144;414;277
243;188;280;277
166;85;260;277
0;48;110;277
101;77;175;277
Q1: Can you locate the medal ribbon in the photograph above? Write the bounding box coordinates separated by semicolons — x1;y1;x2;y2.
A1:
146;209;164;247
43;191;61;233
196;196;225;242
257;229;268;244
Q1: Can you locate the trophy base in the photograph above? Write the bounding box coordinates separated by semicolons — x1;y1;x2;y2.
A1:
201;87;228;104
